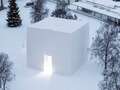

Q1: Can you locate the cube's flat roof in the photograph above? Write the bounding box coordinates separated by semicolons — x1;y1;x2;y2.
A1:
29;17;88;33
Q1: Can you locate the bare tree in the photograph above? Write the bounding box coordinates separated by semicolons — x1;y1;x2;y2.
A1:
91;23;120;90
0;53;14;90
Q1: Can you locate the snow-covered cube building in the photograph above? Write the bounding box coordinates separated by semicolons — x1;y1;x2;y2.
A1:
27;17;89;75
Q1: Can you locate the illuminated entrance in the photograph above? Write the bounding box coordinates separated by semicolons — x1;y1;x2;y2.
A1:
43;55;53;76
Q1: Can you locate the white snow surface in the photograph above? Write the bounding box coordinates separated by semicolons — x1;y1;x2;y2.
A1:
0;0;103;90
29;17;88;33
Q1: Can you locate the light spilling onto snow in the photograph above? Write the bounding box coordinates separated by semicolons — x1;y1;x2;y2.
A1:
43;55;53;76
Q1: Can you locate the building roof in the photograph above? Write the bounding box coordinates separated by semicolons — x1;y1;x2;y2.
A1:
29;17;88;33
69;0;120;19
86;0;120;8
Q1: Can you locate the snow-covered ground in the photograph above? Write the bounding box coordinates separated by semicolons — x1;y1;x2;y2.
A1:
0;0;103;90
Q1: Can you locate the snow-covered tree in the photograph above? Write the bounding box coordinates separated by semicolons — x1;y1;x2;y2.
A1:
67;0;70;4
31;0;48;23
7;0;22;27
91;23;120;90
75;0;79;2
57;0;67;10
51;0;77;20
51;0;67;18
0;0;5;10
0;53;14;90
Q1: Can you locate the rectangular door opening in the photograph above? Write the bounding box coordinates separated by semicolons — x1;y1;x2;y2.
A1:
43;54;53;76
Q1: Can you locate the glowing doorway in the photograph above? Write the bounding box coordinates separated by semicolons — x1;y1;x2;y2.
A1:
43;55;53;76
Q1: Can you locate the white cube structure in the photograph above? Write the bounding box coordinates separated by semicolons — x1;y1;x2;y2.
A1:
27;17;89;75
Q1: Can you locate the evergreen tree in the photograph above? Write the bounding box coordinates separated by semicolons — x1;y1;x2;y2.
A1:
7;0;22;27
31;0;47;23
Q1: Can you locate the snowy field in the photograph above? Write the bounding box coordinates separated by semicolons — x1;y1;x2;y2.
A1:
0;0;103;90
